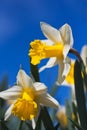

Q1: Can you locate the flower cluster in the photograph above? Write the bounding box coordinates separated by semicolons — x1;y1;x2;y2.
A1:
0;21;87;130
29;22;73;84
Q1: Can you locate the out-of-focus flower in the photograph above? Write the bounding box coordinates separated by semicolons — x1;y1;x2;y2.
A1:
29;22;73;84
56;106;75;128
56;106;68;128
0;69;59;129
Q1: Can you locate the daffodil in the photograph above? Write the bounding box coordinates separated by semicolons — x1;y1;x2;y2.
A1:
0;69;59;129
29;22;73;84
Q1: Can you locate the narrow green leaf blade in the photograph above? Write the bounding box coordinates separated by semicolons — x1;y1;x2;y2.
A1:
35;113;41;130
66;100;74;130
41;107;55;130
30;63;40;82
74;60;87;130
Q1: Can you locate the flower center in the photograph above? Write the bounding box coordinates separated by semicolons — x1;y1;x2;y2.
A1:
29;40;64;65
12;88;38;120
65;62;74;85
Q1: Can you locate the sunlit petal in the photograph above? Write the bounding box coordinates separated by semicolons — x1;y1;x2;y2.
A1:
63;45;71;59
57;57;71;85
57;60;65;85
32;118;36;129
59;23;73;46
41;39;54;45
33;82;47;94
17;69;33;88
39;57;57;72
62;57;71;77
40;22;62;43
36;93;59;108
0;86;21;100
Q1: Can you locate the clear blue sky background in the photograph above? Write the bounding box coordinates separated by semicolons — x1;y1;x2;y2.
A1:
0;0;87;105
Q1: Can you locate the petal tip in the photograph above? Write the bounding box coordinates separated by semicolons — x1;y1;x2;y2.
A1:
63;23;71;29
40;22;49;30
40;21;44;26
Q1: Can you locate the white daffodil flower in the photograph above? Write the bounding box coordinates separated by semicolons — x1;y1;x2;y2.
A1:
29;22;73;84
0;69;59;129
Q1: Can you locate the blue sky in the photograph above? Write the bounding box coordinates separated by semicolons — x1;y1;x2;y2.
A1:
0;0;87;104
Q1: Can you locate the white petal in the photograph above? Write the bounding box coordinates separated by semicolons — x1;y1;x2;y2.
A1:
33;82;47;94
17;69;33;88
0;86;22;100
62;57;71;77
57;57;71;85
32;104;40;129
41;39;54;45
81;45;87;66
57;61;65;85
63;44;71;59
36;93;60;108
40;22;63;43
32;118;36;129
4;104;14;120
59;23;73;47
39;57;57;72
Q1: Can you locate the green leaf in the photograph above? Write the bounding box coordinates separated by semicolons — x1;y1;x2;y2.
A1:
80;59;87;89
16;120;23;130
0;121;9;130
66;100;74;130
0;114;9;130
74;60;87;130
30;63;40;82
35;113;41;130
0;75;8;91
25;121;33;130
0;76;8;107
72;102;79;126
40;107;55;130
68;118;82;130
